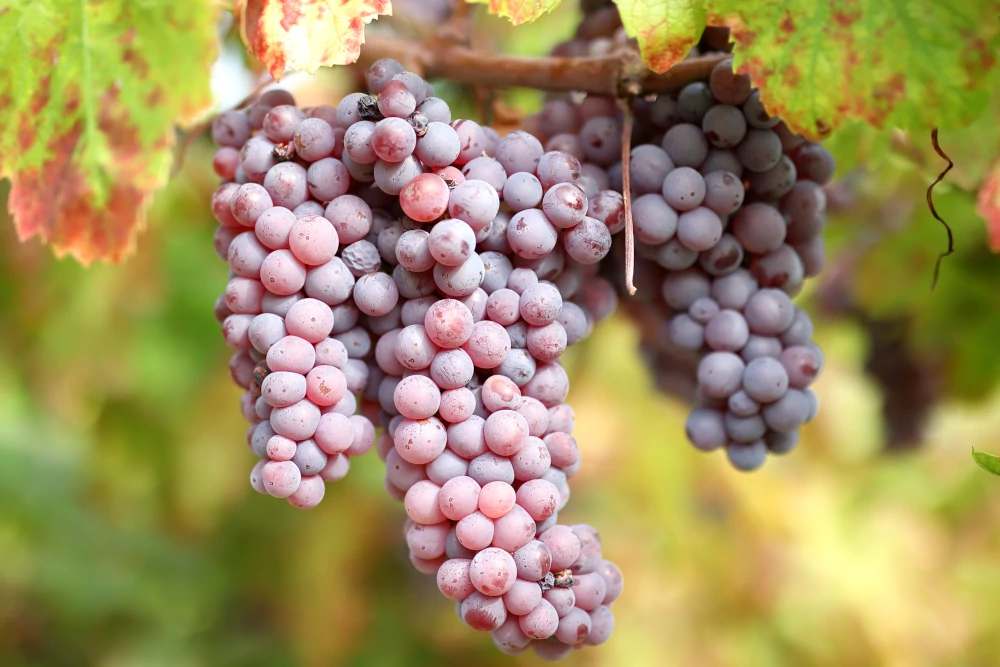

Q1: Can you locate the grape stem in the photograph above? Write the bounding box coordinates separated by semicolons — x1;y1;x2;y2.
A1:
359;34;727;96
617;98;637;295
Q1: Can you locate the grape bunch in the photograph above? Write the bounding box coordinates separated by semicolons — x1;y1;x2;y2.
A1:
523;54;831;471
209;58;624;658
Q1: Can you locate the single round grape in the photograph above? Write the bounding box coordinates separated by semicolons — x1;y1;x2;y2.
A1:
366;58;405;93
662;123;709;168
495;130;544;175
724;410;768;443
741;335;783;362
377;79;417;118
430;348;475;389
449;179;501;231
462;156;507;193
395;229;435;273
562;216;612;265
779;345;822;388
406;521;449;560
293;117;336;161
749;244;805;291
434;253;486;298
709;58;753;105
373;156;423;195
304;257;354;306
792;143;836;185
699;234;744;277
399;173;450;223
744;288;795;335
429;218;477;267
461;591;507;632
353;272;398;316
701;148;744;178
507;209;558;260
702;170;746;216
579;116;621;166
728;389;761;417
270;399;322;440
452;119;487;165
261;370;307;408
661;267;711;310
396;324;440;370
743;89;780;129
304;158;351;203
404;479;446;525
766;429;799;455
344;120;378;164
212;110;251;148
262;460;302;498
324;194;372;244
418;96;452;123
492;504;536;552
677;80;716;122
260;250;307;296
503;172;544;212
702;104;748;148
704;309;750;352
426;449;469;485
540;183;587;230
263;162;309;211
654;238;699;270
393;374;442;420
412;121;461;168
726;440;768;471
314;411;354;455
738;128;783;173
698;352;746;398
685;408;728;451
667;314;704;350
371;116;417;162
288;214;339;266
677;206;723;251
749;154;797;200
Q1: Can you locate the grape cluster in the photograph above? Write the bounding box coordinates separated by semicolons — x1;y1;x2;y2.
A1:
524;55;831;471
209;59;623;658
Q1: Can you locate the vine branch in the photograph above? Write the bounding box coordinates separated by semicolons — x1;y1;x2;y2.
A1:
359;34;726;96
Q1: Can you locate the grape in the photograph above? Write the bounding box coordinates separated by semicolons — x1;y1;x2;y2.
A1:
507;209;558;260
702;104;748;148
749;244;805;291
294;201;326;218
413;121;461;168
270;399;321;440
749;155;797;200
563;216;612;265
366;58;406;93
452;120;487;165
654;238;699;270
263;105;305;144
264;162;309;210
374;156;423;195
662;123;709;168
261;371;307;408
744;288;795;335
434;253;486;297
440;387;476;423
661;267;710;310
429;218;477;267
394;374;442;419
742;89;780;129
462;156;508;192
737;128;783;173
536;152;581;192
377;80;417;118
792;143;836;185
493;504;536;551
677;81;715;122
267;434;297;461
730;202;785;254
702;170;746;216
341;240;382;277
400;173;450;223
396;324;440;371
766;429;799;455
418;97;452;124
497;348;537;387
579;116;621;166
391;71;430;105
779;345;821;388
728;390;760;417
405;479;447;524
627;144;673;195
212;110;251;148
292;439;329;476
741;335;783;362
353;272;399;316
231;183;274;227
697;352;746;398
213;184;242;228
259;250;306;296
427;449;469;485
344;120;378;164
724;411;767;443
701;148;744;178
449;180;500;231
699;234;744;276
407;522;449;560
325;194;372;244
372;116;417;162
477;252;513;296
662;166;706;211
726;440;768;471
293;118;336;161
314;411;354;455
705;309;750;352
263;460;302;498
240;135;277;184
306;158;351;203
667;314;704;350
461;591;507;632
503;172;543;212
213;146;240;180
587;189;625;234
495;130;544;175
430;348;475;389
288;214;339;266
305;257;354;306
629;194;677;245
539;183;586;230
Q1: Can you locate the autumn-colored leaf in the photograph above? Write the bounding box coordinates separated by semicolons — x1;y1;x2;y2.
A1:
0;1;217;264
976;160;1000;252
615;0;706;73
466;0;562;25
236;0;392;81
705;0;1000;139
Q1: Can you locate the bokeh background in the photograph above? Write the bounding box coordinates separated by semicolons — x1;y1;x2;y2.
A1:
2;3;1000;666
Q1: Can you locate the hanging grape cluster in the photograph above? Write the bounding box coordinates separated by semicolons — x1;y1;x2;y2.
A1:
207;23;832;657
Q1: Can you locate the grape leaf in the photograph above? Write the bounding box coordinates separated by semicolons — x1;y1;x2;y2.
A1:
466;0;562;25
615;0;706;73
0;1;217;264
236;0;392;81
976;160;1000;252
972;449;1000;476
706;0;1000;139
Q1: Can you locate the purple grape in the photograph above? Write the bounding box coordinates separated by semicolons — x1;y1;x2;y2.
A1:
662;123;709;168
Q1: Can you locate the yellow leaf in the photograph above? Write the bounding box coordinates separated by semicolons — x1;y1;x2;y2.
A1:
466;0;562;25
236;0;392;81
615;0;706;73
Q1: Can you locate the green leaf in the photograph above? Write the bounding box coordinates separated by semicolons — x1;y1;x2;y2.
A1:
466;0;563;25
0;0;218;263
705;0;1000;139
972;448;1000;476
615;0;707;73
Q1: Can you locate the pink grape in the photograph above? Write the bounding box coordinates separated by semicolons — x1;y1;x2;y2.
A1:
456;510;496;551
353;272;399;316
394;417;448;464
448;179;500;231
305;365;348;407
426;449;469;485
424;299;474;348
543;587;575;618
572;572;608;612
429;349;475;390
486;288;521;326
492;617;531;655
463;321;511;369
507;209;557;260
224;277;264;314
393;374;442;419
470;547;518;596
262;371;307;408
372;116;417;162
478;481;517;519
515;479;559;521
555;607;592;645
396;229;435;272
249;460;267;494
437;558;476;601
288;215;339;266
270;399;322;440
324;194;372;244
267;335;316;374
396;324;440;370
461;592;507;632
284;298;334;343
406;521;450;560
222;314;253;350
231;183;273;227
439;387;476;423
347;415;376;456
482;375;522;412
266;434;297;461
492;504;536;552
433;253;485;297
263;460;301;498
385;449;427;491
512;437;551;481
228;231;269;277
318;452;350;481
428;218;477;267
448;416;487;459
409;552;445;575
400;173;450;222
260;249;307;295
263;162;308;210
404;480;446;525
513;540;553;582
483;410;529;456
519;599;559;640
286;475;325;509
314;411;354;454
439;475;482;521
539;525;581;571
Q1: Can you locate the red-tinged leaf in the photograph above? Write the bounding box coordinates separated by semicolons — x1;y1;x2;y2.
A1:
976;161;1000;252
466;0;562;25
615;0;706;73
236;0;392;81
0;1;217;264
705;0;1000;139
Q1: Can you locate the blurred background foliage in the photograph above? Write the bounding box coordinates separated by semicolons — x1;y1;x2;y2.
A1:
2;2;1000;666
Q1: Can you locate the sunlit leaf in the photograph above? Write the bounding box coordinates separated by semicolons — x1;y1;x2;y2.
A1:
706;0;1000;139
236;0;392;81
972;448;1000;476
466;0;562;25
0;0;217;264
615;0;706;73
